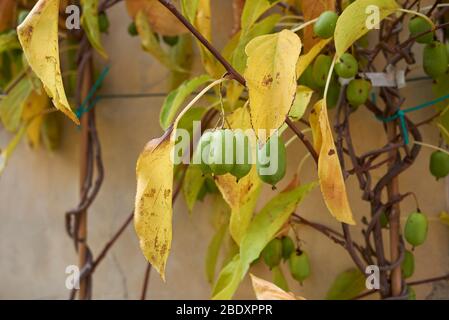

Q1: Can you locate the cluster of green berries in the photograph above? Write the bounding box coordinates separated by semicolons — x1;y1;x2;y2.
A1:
261;236;311;283
195;130;287;187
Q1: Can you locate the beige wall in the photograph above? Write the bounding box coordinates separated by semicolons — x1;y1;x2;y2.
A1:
0;1;448;299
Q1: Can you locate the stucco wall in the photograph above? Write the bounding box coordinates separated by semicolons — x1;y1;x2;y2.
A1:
0;1;448;299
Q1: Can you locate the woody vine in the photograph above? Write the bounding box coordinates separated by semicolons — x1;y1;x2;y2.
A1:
1;0;449;300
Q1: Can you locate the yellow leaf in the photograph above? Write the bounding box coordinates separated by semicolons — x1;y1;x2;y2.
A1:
296;38;331;79
194;0;222;78
135;132;174;280
301;0;335;51
244;30;302;141
17;0;79;124
309;100;355;225
81;0;108;59
250;274;305;300
135;78;227;280
21;88;49;149
334;0;399;57
126;0;187;36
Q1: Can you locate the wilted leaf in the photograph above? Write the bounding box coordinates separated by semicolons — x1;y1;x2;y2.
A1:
160;74;211;129
135;10;178;70
326;268;366;300
182;164;206;212
289;85;314;121
301;0;335;51
21;88;48;148
296;38;331;79
17;0;79;124
272;266;289;292
0;30;21;54
212;182;317;299
205;223;228;284
81;0;107;59
309;100;355;225
0;125;26;175
250;274;302;300
0;76;33;132
334;0;399;57
126;0;187;36
244;30;302;141
241;0;280;35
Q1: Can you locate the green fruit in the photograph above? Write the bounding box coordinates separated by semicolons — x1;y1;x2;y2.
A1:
288;251;311;283
163;35;179;46
346;79;371;107
429;150;449;179
335;53;358;79
402;250;415;279
423;41;448;79
298;65;319;90
230;130;252;180
404;212;428;247
313;11;338;39
17;10;30;25
407;286;416;300
257;135;287;187
128;22;138;36
208;129;234;175
194;131;213;174
312;54;332;87
326;80;341;109
98;13;110;33
281;236;295;260
262;238;283;269
408;17;433;44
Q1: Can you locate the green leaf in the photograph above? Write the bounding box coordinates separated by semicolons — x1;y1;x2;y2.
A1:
272;266;289;292
135;10;178;71
182;164;206;212
212;182;317;300
0;124;27;175
168;34;194;90
432;73;449;144
205;223;228;284
289;85;314;121
160;74;211;129
241;0;280;35
81;0;107;59
181;0;200;23
334;0;400;57
0;76;33;132
326;268;366;300
0;30;20;55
